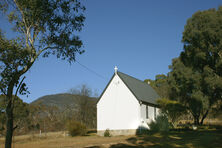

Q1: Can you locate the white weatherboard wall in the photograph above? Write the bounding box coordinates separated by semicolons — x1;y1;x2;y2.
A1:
148;106;155;121
97;74;140;131
140;104;146;120
156;108;160;117
140;104;158;127
140;104;148;128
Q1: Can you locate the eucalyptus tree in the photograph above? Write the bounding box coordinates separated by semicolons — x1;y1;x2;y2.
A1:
169;6;222;125
168;58;209;125
0;0;85;147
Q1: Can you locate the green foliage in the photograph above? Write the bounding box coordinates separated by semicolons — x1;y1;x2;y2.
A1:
168;7;222;125
144;74;170;98
168;58;211;125
181;6;222;122
104;129;111;137
0;95;30;135
66;120;87;137
181;7;222;73
148;114;172;133
0;0;85;62
0;0;85;146
13;97;29;122
0;33;30;96
157;98;187;126
0;0;86;96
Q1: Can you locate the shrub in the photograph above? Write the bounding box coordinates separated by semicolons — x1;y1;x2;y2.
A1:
104;129;111;137
66;120;87;136
136;126;149;135
148;114;172;133
157;98;187;127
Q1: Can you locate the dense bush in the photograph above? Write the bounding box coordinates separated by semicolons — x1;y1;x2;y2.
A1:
157;98;187;127
66;120;87;136
148;114;172;132
104;129;111;137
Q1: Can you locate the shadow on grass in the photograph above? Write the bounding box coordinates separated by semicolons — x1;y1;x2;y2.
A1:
87;129;97;134
109;129;222;148
110;143;142;148
83;129;97;137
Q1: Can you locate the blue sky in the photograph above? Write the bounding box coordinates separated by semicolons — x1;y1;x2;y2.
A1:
0;0;222;103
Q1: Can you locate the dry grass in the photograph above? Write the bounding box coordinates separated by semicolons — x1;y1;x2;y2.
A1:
0;129;222;148
0;131;131;148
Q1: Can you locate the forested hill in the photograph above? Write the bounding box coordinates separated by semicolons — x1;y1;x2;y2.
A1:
31;93;98;111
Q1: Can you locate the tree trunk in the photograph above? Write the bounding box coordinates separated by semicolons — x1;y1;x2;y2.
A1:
200;110;209;125
194;115;200;125
5;82;15;148
5;100;13;148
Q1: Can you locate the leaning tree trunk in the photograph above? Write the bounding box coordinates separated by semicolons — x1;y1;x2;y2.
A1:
200;110;209;125
5;99;14;148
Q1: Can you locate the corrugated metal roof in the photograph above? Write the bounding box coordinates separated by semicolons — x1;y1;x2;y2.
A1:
117;71;160;105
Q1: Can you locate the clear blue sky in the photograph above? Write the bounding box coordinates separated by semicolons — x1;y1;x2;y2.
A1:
0;0;222;103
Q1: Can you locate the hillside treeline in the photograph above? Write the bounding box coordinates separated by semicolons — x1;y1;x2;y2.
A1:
0;85;97;136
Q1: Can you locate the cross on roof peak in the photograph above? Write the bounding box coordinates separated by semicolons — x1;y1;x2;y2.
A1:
114;66;118;74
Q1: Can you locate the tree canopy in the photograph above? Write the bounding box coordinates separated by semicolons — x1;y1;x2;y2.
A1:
168;6;222;125
0;0;85;147
168;58;209;125
0;0;85;61
144;74;170;98
146;7;222;125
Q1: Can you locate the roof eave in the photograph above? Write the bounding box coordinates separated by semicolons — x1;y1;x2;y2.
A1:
140;100;160;108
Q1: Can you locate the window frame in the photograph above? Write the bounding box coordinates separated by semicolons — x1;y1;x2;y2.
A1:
154;107;156;119
146;105;149;119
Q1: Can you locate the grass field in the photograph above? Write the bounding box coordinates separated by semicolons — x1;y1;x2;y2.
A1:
0;129;222;148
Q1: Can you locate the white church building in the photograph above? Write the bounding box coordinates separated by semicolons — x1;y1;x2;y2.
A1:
97;67;160;136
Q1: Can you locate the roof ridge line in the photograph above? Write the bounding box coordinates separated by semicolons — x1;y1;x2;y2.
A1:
117;71;148;85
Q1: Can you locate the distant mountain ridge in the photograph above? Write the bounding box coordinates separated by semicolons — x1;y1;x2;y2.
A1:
31;93;97;111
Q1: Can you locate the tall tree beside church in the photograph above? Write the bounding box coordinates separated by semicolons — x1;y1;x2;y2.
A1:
0;0;85;147
169;7;222;125
168;58;209;125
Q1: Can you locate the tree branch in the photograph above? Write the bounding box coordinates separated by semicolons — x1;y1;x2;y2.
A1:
13;0;28;30
32;27;38;48
0;87;6;96
14;76;25;97
200;109;209;125
37;46;60;56
13;125;18;131
12;76;25;109
13;0;31;49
